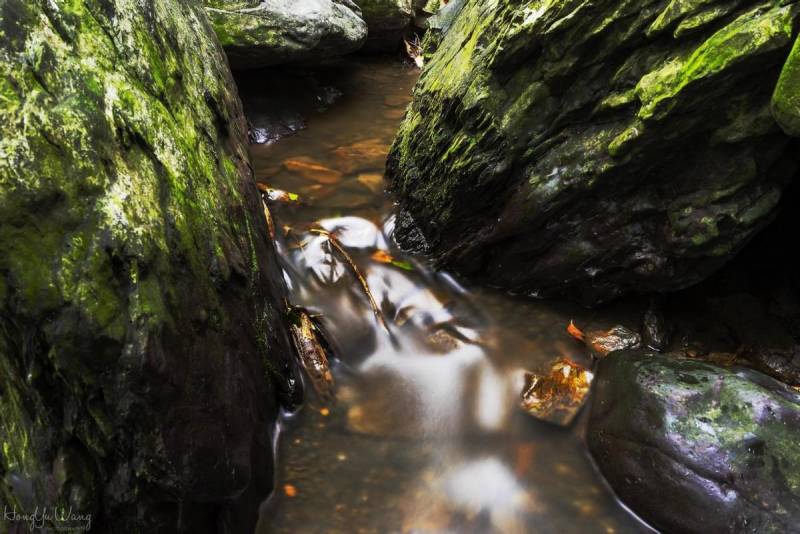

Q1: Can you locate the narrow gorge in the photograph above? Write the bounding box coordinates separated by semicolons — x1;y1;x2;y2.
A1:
1;1;799;533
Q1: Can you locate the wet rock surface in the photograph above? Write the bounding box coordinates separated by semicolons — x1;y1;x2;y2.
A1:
388;0;800;304
353;0;414;50
588;350;800;533
0;1;295;532
205;0;367;70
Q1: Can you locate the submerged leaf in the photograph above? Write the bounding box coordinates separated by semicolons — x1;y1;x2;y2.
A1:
283;157;343;184
289;308;335;400
520;358;594;426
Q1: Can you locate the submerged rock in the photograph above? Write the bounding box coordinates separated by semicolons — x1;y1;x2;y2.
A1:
588;350;800;533
388;0;800;304
205;0;367;69
354;0;414;50
0;1;296;532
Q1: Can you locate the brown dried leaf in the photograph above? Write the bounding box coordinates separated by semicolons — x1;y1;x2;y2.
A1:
283;157;343;184
261;199;275;239
332;138;388;174
520;358;594;426
357;172;385;193
289;309;334;400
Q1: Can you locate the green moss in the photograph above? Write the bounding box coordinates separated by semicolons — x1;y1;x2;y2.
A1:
608;122;644;157
772;34;800;136
1;0;291;526
638;5;796;120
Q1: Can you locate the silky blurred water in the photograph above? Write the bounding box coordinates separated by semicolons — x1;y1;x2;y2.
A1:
241;57;651;534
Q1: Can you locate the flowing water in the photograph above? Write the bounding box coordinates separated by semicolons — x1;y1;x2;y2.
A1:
239;58;652;534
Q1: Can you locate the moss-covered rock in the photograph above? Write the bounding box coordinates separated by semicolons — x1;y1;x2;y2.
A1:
588;350;800;532
0;1;297;532
773;34;800;135
205;0;367;70
420;0;465;60
354;0;414;50
388;0;800;304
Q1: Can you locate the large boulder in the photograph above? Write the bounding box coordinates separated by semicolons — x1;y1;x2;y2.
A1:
354;0;414;50
0;1;296;532
388;0;800;304
205;0;367;70
588;350;800;533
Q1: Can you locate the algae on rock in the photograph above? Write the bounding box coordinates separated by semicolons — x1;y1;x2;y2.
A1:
0;1;296;531
589;350;800;532
773;34;800;136
205;0;368;69
388;0;800;304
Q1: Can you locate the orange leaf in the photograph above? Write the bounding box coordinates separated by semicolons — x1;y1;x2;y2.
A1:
283;484;297;497
371;250;394;263
567;320;585;342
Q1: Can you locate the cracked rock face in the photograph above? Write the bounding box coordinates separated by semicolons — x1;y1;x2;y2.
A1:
0;1;296;532
388;0;800;304
205;0;368;69
588;350;800;533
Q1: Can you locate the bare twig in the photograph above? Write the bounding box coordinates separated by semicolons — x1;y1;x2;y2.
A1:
310;228;390;334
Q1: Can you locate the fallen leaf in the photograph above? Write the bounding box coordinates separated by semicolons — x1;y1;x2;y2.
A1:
356;173;385;193
289;308;335;400
261;199;275;239
283;157;343;184
404;36;424;69
371;250;414;271
257;183;301;203
520;358;594;426
332;139;388;174
567;320;585;342
283;484;297;497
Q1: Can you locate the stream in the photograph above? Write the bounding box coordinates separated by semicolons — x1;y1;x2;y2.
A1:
239;57;652;534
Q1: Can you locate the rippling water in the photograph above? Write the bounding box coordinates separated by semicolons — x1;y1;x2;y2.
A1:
241;57;651;534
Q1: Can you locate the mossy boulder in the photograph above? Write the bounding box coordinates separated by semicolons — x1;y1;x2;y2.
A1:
773;34;800;136
205;0;367;70
388;0;800;304
0;1;296;532
354;0;414;50
588;350;800;532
